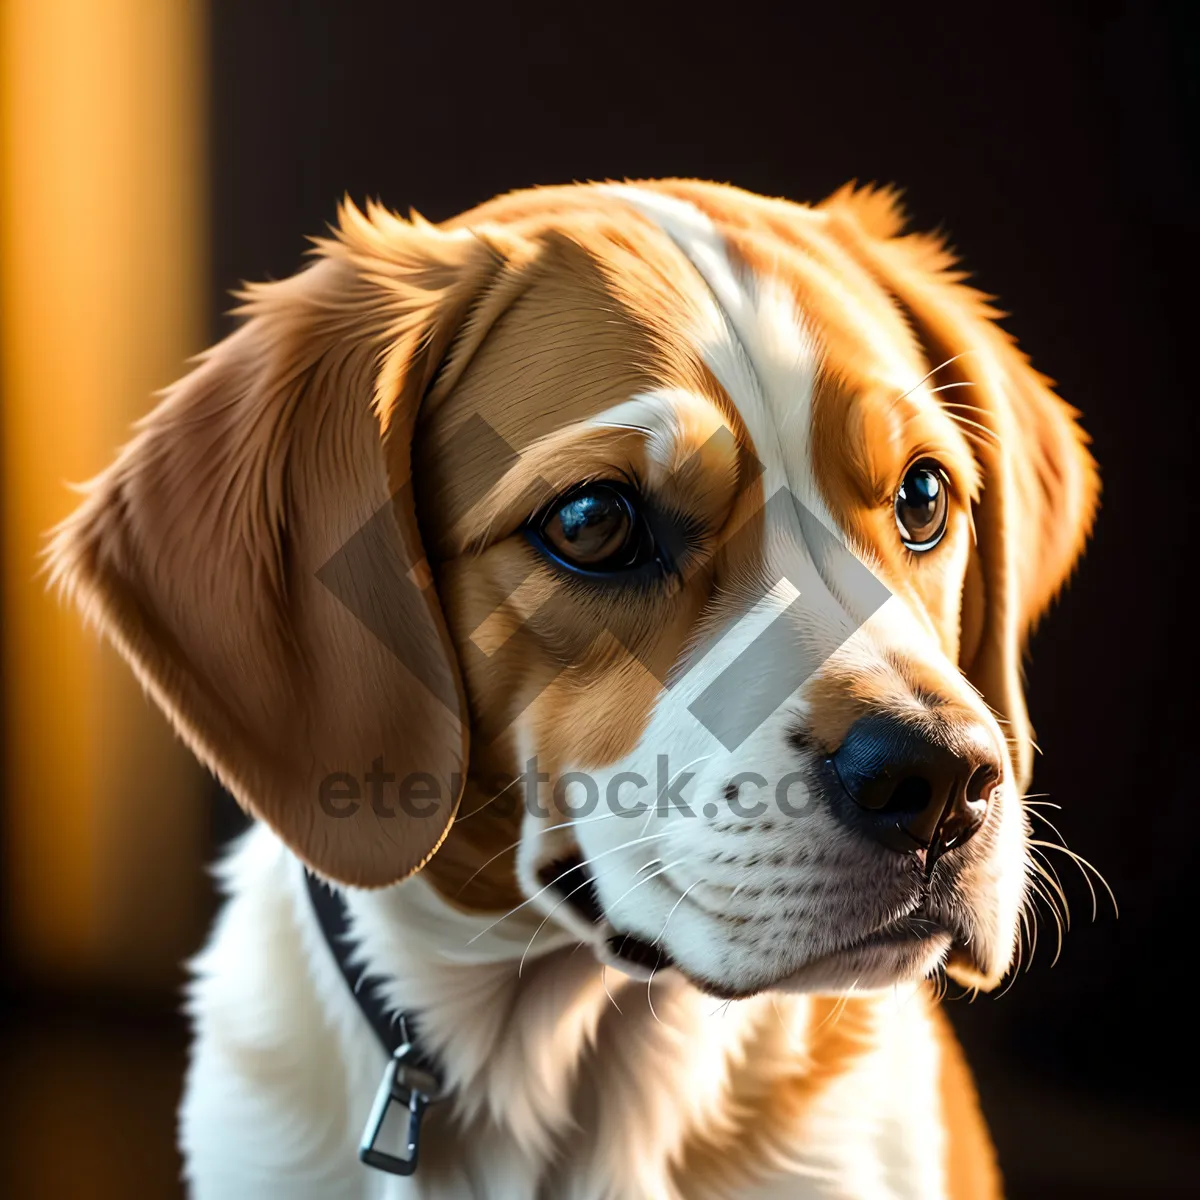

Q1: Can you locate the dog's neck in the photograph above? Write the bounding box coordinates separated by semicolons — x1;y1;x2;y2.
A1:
328;864;923;1196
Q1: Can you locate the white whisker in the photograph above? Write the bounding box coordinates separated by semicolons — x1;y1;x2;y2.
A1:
890;352;971;413
453;773;521;822
1030;839;1118;921
605;857;688;918
519;873;607;977
455;808;632;897
600;964;623;1014
466;832;670;944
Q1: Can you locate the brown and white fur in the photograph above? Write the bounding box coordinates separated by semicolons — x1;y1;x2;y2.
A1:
49;180;1098;1198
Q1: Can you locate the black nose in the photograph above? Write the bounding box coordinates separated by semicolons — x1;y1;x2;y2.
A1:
828;714;1000;862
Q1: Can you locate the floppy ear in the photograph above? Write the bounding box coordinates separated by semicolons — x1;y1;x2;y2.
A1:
821;186;1099;787
47;202;508;887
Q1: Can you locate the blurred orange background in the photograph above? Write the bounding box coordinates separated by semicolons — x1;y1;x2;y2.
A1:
2;0;210;995
2;6;209;1194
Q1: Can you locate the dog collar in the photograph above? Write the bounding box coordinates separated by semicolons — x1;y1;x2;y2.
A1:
305;869;446;1177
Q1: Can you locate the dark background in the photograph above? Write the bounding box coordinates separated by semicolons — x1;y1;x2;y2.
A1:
6;1;1199;1196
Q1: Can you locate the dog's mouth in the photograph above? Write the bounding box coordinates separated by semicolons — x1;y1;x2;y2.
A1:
538;853;608;926
606;931;674;975
537;854;677;979
536;855;983;996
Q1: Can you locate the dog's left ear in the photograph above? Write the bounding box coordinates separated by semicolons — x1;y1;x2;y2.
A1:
821;186;1100;787
47;202;515;887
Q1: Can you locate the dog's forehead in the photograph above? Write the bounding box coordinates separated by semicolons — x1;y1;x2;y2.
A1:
415;206;742;548
599;185;828;516
443;182;938;522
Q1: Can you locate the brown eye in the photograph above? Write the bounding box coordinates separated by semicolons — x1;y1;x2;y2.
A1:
539;483;649;570
895;459;950;551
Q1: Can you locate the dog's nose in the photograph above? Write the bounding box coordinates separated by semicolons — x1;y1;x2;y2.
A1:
829;714;1000;861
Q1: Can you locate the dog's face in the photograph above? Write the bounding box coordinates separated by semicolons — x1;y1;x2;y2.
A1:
50;181;1097;998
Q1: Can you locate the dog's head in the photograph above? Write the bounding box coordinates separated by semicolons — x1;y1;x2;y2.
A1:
49;181;1097;997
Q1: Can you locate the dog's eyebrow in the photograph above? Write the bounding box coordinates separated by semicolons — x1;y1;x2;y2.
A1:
589;420;652;434
823;375;984;512
441;389;741;555
443;422;648;554
882;385;985;502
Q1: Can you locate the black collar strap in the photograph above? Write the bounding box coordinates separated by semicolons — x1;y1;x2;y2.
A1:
305;869;446;1177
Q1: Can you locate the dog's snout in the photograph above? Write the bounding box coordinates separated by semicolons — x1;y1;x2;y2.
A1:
829;714;1000;861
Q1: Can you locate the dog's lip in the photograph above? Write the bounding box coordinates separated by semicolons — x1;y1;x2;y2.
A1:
606;931;674;977
787;907;948;959
538;856;680;979
537;853;607;928
856;909;950;947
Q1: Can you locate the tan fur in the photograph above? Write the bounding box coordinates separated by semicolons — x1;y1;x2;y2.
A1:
932;1003;1004;1199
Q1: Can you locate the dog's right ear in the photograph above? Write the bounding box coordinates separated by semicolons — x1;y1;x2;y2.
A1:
47;202;513;887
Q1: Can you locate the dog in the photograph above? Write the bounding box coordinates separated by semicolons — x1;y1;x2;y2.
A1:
49;180;1098;1198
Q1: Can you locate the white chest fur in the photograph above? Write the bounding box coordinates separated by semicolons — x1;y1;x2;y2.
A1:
179;826;948;1200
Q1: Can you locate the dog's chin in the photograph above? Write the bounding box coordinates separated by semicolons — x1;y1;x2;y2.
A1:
599;914;998;1001
766;912;1007;998
598;920;952;1000
771;922;953;994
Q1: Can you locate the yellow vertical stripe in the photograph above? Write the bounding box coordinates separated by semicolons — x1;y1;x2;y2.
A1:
1;0;209;987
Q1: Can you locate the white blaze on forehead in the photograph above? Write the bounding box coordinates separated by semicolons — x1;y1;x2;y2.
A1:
599;184;832;529
596;185;900;756
585;386;731;482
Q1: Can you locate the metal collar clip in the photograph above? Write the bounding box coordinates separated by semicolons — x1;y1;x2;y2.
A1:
359;1043;443;1176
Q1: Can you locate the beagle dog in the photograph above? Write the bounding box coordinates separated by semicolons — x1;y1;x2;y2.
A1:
49;180;1097;1198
